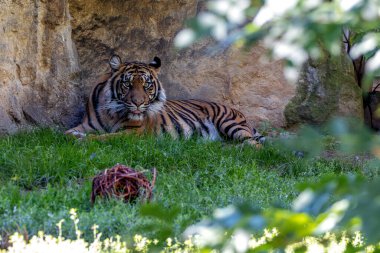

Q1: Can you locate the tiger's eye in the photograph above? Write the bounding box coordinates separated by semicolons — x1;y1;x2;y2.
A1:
144;81;153;89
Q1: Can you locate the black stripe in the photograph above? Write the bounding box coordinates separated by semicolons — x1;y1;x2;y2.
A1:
209;103;218;122
173;110;197;131
160;113;167;134
222;113;239;124
170;101;209;134
182;100;204;110
160;113;167;125
230;127;249;139
216;105;227;128
253;135;264;141
110;76;119;100
149;84;157;102
86;79;108;131
230;109;237;118
85;102;96;130
225;108;234;119
92;84;107;132
170;101;198;120
224;121;241;136
115;80;123;99
167;112;182;136
211;103;220;123
160;123;166;134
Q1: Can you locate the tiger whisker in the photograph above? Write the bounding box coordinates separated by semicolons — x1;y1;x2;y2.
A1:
100;101;127;113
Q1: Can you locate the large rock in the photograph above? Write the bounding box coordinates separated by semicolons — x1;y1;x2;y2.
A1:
0;0;82;134
285;48;364;127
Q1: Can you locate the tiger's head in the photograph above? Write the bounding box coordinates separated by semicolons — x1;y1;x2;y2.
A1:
107;55;166;121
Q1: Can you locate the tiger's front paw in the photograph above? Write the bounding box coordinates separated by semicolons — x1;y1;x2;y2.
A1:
243;139;263;149
65;129;87;139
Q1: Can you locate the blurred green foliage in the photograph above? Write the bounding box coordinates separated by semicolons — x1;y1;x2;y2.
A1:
181;174;380;251
175;0;380;85
278;117;379;158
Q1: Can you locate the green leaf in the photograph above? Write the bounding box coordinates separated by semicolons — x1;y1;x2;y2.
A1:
139;203;180;222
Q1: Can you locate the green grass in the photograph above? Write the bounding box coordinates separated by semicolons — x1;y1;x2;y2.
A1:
0;128;372;244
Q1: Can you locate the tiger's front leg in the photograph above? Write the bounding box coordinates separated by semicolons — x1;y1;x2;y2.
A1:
65;124;92;139
65;113;100;139
243;138;263;149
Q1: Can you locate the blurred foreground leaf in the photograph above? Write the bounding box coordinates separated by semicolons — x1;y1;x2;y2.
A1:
138;203;180;241
176;0;380;84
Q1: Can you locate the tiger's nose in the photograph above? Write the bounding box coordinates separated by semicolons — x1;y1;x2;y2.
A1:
132;97;144;107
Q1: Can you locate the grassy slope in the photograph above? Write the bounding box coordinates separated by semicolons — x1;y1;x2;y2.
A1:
0;129;368;243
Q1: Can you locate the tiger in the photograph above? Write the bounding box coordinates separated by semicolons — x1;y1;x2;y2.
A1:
65;55;265;147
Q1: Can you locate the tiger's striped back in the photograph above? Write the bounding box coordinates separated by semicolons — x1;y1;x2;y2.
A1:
151;100;264;143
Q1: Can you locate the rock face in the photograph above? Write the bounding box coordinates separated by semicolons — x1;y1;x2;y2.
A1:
0;0;82;133
0;0;363;134
285;48;364;127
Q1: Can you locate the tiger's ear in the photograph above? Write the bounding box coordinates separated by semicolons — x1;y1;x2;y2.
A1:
109;55;122;71
149;57;161;72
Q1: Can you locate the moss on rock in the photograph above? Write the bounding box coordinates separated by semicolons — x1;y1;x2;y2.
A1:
285;48;363;127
